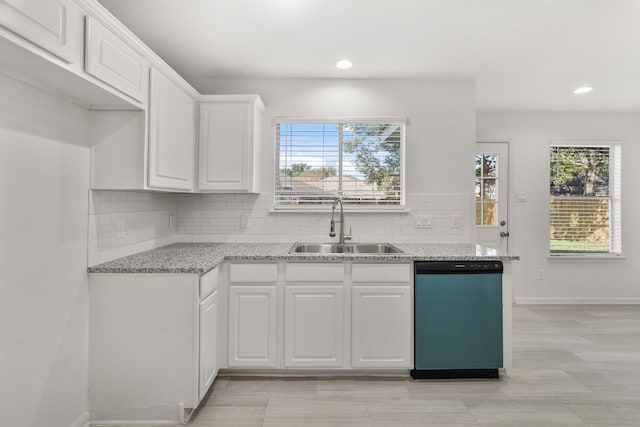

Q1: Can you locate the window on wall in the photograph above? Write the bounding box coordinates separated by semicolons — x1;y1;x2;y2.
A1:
549;144;621;255
274;119;405;209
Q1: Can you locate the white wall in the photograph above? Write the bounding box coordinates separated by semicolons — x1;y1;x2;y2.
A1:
0;75;91;427
478;112;640;303
182;78;477;243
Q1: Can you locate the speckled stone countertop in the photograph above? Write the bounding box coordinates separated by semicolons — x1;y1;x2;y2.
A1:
87;242;518;275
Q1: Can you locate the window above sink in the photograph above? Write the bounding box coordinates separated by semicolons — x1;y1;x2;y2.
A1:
274;118;406;211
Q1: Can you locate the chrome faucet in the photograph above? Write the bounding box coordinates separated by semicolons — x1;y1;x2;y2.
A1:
330;197;351;244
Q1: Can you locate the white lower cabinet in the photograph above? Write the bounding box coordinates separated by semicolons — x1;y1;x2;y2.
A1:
228;285;277;367
351;263;412;369
351;286;411;368
226;261;411;372
227;263;278;368
199;290;218;399
284;285;344;368
89;267;218;424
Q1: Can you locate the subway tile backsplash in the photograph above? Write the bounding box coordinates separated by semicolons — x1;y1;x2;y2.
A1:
175;193;473;244
89;191;473;266
88;190;178;266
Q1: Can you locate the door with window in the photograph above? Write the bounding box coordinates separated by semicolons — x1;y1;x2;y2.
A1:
475;142;509;253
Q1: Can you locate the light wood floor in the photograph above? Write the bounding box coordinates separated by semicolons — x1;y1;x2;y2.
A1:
190;305;640;426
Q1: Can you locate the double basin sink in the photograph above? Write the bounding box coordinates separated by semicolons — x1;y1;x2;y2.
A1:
290;242;404;254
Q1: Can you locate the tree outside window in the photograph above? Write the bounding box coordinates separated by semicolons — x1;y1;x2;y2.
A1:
549;145;620;254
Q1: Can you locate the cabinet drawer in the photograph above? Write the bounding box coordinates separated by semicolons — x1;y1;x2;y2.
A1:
229;263;278;283
85;16;149;103
285;263;345;283
352;263;411;283
199;267;218;299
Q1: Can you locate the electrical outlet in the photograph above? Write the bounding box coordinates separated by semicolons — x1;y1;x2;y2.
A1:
537;269;544;280
414;215;432;229
450;214;462;228
516;192;527;202
168;214;175;229
116;222;126;239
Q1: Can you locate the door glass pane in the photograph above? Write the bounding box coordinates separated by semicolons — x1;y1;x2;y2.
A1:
482;154;497;177
483;179;497;200
483;202;497;225
475;152;499;226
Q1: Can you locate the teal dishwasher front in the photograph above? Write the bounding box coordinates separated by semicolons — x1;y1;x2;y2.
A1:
411;261;503;379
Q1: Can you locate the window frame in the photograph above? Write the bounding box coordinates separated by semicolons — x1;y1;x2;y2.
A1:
548;140;622;257
272;117;407;212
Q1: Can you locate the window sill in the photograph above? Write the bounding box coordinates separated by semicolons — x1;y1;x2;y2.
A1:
269;207;410;214
547;254;625;263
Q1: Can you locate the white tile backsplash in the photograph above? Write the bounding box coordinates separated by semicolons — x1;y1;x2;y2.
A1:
175;193;473;244
88;190;473;264
88;190;178;266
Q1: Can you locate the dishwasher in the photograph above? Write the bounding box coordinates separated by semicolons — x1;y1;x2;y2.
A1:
411;261;503;379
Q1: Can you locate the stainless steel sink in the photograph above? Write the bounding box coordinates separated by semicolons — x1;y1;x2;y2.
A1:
290;242;404;254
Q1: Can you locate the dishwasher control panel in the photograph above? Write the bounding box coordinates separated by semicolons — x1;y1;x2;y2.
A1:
415;261;503;274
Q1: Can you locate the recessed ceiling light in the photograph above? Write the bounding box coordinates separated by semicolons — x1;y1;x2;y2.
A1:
574;86;594;94
335;59;353;69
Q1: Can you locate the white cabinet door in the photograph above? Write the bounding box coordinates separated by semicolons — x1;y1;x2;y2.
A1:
85;16;149;104
199;290;217;400
228;286;277;367
351;286;411;368
148;69;195;191
198;95;264;192
284;286;344;368
0;0;82;63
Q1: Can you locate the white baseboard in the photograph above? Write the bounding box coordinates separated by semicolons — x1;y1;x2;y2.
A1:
69;412;90;427
514;297;640;304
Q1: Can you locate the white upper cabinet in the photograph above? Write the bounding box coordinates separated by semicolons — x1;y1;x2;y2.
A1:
92;69;196;192
198;95;265;192
148;68;196;191
85;15;149;104
0;0;83;64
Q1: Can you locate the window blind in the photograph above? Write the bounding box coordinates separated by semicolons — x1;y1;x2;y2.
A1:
549;145;621;254
275;121;404;209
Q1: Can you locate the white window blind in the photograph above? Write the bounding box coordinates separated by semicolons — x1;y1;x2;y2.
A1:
275;120;404;209
549;144;621;255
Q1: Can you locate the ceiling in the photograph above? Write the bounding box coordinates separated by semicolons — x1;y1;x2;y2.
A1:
98;0;640;111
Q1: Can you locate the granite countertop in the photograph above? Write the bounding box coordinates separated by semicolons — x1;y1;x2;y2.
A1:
88;242;518;275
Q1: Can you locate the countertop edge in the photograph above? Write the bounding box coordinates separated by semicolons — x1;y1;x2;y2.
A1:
87;243;519;275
